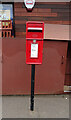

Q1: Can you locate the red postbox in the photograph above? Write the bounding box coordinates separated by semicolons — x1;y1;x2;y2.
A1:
26;21;44;64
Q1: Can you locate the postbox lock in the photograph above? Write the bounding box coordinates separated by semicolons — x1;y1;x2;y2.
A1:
33;40;36;43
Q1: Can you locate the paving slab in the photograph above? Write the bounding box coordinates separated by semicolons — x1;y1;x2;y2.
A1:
2;95;69;118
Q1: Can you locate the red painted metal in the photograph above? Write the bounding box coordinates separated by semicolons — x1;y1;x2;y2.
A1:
0;39;2;95
35;41;68;94
26;40;43;64
2;38;68;95
2;38;31;95
26;21;44;40
26;21;44;64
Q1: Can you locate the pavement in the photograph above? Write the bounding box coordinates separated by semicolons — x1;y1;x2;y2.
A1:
0;96;2;120
2;95;70;118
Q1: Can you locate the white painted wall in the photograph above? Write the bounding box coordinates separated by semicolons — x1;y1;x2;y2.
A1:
44;24;70;40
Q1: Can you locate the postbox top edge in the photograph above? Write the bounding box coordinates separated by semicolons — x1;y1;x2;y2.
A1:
26;21;44;24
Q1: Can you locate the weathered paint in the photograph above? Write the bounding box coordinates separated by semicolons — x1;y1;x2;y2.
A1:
0;38;2;95
2;38;68;95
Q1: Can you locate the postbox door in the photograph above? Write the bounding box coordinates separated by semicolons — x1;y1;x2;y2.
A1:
26;40;43;64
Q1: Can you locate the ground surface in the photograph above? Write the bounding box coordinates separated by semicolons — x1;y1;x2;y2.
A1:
2;95;69;118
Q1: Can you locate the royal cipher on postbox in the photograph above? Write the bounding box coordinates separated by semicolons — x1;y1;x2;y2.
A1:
26;21;44;64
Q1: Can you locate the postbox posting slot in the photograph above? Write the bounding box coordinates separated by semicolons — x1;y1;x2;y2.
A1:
27;27;43;39
28;27;42;32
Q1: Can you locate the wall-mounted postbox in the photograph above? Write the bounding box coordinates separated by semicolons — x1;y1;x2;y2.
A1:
26;21;44;64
